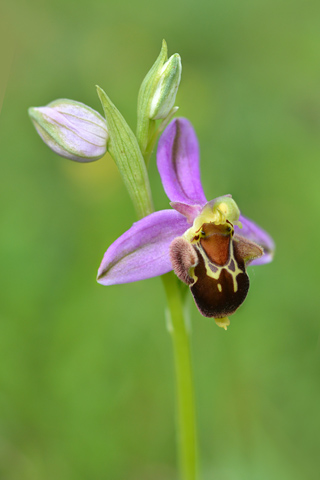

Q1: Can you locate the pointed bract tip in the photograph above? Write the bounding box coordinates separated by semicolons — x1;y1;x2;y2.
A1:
161;39;168;56
95;84;103;95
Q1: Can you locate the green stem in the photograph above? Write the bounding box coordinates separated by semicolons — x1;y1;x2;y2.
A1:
142;108;179;166
162;272;198;480
137;103;198;480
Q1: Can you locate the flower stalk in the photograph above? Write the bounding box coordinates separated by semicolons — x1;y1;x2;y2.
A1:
135;53;199;478
142;106;179;165
162;272;198;480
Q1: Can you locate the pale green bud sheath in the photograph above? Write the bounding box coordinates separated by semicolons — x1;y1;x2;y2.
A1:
28;99;108;162
136;40;168;161
96;86;153;219
149;53;182;120
139;52;181;165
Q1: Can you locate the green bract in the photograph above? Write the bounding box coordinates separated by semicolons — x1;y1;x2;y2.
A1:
96;86;153;219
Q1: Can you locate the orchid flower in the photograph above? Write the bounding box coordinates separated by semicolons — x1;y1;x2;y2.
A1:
98;118;274;328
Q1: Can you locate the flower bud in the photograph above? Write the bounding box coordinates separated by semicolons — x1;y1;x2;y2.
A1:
28;99;108;162
149;53;182;120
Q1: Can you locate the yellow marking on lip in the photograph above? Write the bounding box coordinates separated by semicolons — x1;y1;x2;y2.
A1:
197;239;243;293
217;283;222;292
188;266;198;284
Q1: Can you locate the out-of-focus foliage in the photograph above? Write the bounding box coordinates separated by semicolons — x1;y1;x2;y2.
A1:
1;0;320;479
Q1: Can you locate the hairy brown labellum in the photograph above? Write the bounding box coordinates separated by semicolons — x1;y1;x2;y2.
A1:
170;222;263;319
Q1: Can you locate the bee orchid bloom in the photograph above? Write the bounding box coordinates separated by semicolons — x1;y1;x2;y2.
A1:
97;118;274;326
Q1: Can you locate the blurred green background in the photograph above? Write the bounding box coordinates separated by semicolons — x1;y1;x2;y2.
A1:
1;0;320;479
